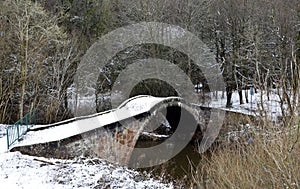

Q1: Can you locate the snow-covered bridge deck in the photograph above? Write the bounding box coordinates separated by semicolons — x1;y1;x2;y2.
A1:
12;95;185;148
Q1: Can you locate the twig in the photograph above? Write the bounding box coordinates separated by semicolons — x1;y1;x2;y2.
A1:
33;158;56;165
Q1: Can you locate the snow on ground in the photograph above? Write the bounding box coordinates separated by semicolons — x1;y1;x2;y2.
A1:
0;124;8;153
0;124;7;138
206;89;283;121
0;152;173;189
0;137;8;154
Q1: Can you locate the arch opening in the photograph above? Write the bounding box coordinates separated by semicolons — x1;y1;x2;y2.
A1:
130;103;204;174
133;103;203;151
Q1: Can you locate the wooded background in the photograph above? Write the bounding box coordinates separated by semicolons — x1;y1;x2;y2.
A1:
0;0;299;123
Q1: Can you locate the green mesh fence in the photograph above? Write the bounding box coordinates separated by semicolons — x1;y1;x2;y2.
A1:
6;110;36;149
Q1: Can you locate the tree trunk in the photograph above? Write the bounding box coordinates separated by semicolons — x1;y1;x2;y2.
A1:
245;89;249;103
226;89;232;107
238;90;244;104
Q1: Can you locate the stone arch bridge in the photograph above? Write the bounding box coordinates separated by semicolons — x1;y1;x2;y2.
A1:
11;95;224;167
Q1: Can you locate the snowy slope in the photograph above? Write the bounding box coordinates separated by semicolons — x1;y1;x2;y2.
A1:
0;152;173;189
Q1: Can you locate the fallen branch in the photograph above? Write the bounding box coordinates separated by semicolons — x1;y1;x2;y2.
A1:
33;158;56;165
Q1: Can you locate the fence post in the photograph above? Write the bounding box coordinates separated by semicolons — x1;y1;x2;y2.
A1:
17;122;20;140
27;113;29;125
6;128;9;149
25;114;28;130
32;109;36;126
25;113;31;127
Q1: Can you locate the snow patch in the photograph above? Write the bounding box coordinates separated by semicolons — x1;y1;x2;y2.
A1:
0;152;173;189
0;124;7;138
205;89;284;121
142;132;169;138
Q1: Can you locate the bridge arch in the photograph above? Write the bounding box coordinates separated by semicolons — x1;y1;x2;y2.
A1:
101;96;205;168
128;98;204;168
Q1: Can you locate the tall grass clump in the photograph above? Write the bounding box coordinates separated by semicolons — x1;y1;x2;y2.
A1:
192;122;300;189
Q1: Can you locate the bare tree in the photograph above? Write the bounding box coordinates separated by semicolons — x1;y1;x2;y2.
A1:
1;0;72;122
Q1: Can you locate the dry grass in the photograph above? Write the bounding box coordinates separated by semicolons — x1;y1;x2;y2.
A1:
192;126;300;189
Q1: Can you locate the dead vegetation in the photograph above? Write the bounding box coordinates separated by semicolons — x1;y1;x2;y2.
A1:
191;119;300;189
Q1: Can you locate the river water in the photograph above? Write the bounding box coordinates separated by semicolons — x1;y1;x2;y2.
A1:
132;140;202;182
